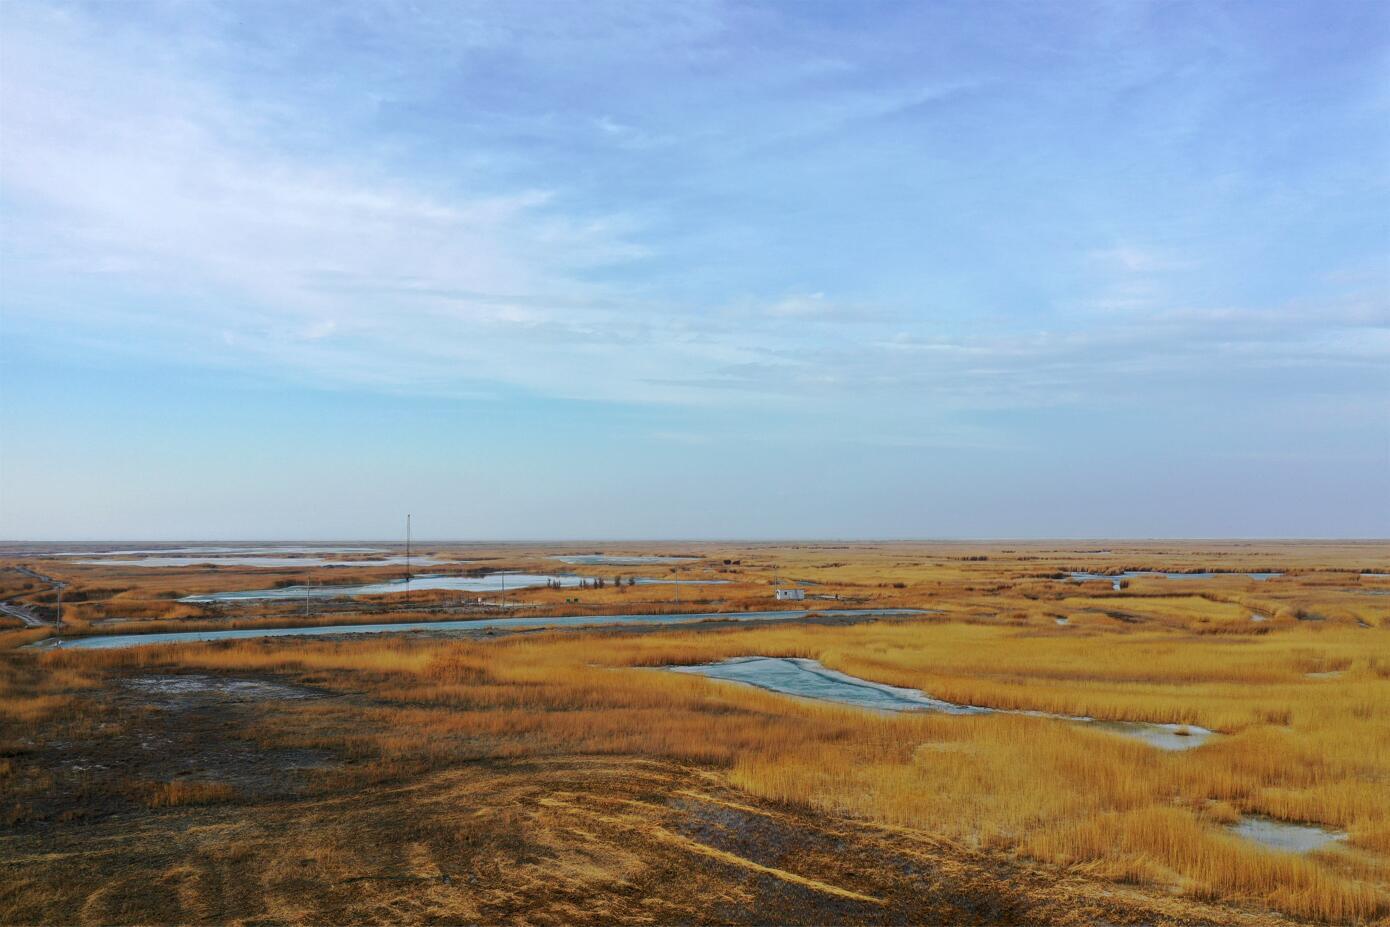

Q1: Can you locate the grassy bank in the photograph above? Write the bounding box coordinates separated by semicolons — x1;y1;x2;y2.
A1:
16;616;1387;923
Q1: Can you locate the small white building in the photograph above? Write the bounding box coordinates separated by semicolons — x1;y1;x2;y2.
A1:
774;587;805;601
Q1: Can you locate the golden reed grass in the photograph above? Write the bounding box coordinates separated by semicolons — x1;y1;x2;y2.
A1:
36;617;1390;923
141;780;237;808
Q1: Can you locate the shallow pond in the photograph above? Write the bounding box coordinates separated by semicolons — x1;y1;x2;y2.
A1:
180;572;578;602
75;555;457;568
668;657;988;714
180;572;729;603
1229;816;1345;853
552;554;699;565
48;608;929;650
1087;720;1213;751
1070;571;1281;585
123;675;318;700
50;546;387;557
666;657;1215;751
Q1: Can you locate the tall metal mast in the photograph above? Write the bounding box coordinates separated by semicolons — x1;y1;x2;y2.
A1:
406;513;412;584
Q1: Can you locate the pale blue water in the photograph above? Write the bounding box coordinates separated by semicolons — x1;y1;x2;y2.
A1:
46;608;928;650
1229;816;1345;853
667;657;1215;750
75;556;457;568
50;546;387;557
669;657;988;714
180;572;730;603
1070;570;1281;586
552;554;699;565
180;572;576;602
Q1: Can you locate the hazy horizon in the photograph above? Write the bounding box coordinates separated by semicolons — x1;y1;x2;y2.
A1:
2;0;1387;539
3;535;1386;545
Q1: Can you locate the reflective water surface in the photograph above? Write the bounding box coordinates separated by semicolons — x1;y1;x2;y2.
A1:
48;608;929;650
49;546;388;557
1229;816;1345;853
667;657;1215;750
1070;571;1282;584
552;554;700;565
75;556;456;568
180;572;730;602
180;572;579;602
669;656;988;714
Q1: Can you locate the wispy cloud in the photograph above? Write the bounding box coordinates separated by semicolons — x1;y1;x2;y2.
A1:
1;0;1386;422
2;0;1387;538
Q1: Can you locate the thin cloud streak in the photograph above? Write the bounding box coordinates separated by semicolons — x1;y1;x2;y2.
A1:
0;0;1387;539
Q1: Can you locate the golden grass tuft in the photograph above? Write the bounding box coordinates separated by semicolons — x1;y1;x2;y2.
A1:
141;780;237;808
8;540;1390;924
33;616;1390;923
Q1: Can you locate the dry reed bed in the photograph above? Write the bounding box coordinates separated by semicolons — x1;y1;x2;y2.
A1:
28;615;1390;924
10;539;1386;638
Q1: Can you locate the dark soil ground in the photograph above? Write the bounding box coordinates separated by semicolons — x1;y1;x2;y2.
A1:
1;663;1306;926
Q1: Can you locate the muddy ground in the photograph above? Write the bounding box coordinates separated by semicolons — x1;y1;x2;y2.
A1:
0;663;1309;927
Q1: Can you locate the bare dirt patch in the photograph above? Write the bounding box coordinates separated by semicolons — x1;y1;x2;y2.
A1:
123;673;322;702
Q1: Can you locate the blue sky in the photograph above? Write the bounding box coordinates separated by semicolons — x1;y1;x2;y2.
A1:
1;0;1387;539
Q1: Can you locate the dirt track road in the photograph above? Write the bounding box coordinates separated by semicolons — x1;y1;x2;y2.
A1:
1;565;65;627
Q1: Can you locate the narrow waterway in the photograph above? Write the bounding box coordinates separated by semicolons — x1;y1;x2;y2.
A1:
180;572;731;603
667;657;1216;751
1229;816;1345;853
43;608;930;650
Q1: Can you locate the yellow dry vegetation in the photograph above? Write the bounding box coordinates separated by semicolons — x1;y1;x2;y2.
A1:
40;612;1390;924
142;779;238;808
7;541;1389;923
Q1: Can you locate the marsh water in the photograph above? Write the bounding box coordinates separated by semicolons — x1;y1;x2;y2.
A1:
180;572;729;603
47;608;929;650
1229;816;1345;853
552;554;699;565
49;546;388;557
1070;571;1281;584
1068;571;1282;592
76;556;459;568
667;657;1215;751
669;656;988;714
180;572;578;602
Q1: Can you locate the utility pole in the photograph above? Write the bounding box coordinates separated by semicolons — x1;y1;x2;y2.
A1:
406;514;412;585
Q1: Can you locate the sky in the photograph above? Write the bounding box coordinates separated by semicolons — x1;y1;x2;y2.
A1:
1;0;1387;540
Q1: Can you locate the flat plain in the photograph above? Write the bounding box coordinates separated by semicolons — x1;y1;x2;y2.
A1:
1;540;1387;925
